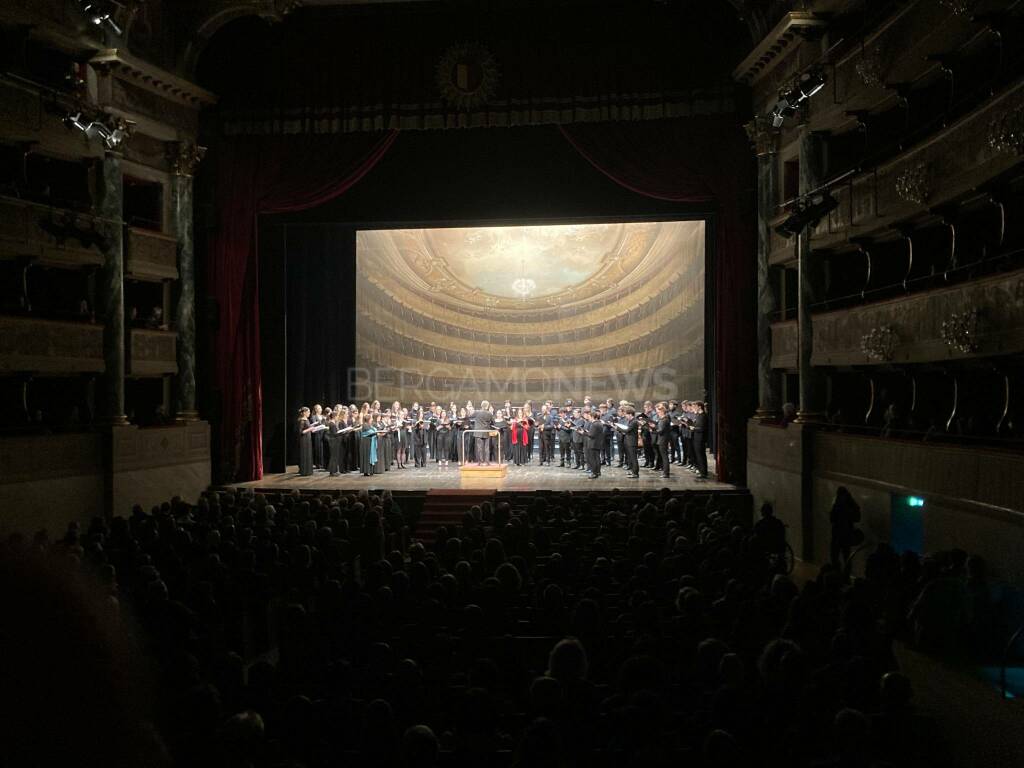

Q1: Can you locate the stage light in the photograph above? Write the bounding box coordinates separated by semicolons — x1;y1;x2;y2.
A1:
79;1;123;36
774;191;838;237
65;111;132;150
769;68;827;127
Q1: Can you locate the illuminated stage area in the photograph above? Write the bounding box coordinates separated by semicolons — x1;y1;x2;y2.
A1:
231;454;728;493
354;220;705;405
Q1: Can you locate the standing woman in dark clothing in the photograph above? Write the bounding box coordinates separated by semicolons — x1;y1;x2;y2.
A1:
523;402;536;462
297;407;314;476
326;408;341;476
335;406;351;474
496;409;511;464
436;411;453;467
346;406;360;472
310;404;325;470
455;407;468;464
397;407;410;469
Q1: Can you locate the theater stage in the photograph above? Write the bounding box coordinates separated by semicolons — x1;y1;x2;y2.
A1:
230;457;733;493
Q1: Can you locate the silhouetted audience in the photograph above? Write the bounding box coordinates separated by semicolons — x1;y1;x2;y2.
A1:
1;486;989;768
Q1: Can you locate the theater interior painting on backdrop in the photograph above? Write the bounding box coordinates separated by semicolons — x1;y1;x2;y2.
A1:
355;220;705;404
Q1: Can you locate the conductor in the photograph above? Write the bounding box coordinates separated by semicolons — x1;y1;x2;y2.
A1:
470;400;496;464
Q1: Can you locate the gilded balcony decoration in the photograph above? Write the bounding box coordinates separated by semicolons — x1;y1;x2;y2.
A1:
987;104;1024;157
860;325;898;362
894;163;930;206
854;46;884;88
940;309;982;354
938;0;974;16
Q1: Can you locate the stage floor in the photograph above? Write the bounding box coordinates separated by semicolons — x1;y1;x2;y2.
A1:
231;457;733;493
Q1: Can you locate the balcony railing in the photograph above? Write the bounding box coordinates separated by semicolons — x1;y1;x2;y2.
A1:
126;227;178;280
128;328;177;376
811;267;1024;366
0;195;107;268
0;315;104;374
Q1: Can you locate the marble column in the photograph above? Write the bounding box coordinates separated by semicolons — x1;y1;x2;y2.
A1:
795;129;826;423
169;142;205;422
748;118;782;421
97;150;128;425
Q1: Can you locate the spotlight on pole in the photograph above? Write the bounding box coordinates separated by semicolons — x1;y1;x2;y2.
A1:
79;1;123;36
775;191;839;238
769;67;827;128
65;111;132;150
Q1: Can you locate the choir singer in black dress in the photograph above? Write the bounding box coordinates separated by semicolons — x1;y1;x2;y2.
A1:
297;407;314;476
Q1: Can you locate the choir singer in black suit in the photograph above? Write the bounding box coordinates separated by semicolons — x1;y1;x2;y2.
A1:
692;401;709;479
655;402;672;479
470;400;496;464
584;408;604;479
618;404;640;478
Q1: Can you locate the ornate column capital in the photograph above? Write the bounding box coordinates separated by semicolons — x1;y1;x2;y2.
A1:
744;115;780;157
167;141;207;177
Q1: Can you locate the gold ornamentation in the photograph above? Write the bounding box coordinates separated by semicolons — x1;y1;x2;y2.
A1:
940;309;981;353
854;47;884;87
167;141;206;177
987;104;1024;156
938;0;973;16
436;42;500;111
895;162;930;205
860;325;897;362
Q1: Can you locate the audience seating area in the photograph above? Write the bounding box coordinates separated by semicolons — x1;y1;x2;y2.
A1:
2;486;1013;768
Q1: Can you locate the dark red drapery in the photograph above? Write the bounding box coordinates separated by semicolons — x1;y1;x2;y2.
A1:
561;118;756;483
209;131;397;481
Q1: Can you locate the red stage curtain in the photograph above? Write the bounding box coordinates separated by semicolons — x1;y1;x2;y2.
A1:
561;118;755;483
209;131;397;481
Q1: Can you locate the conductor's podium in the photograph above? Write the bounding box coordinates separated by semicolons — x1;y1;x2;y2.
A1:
460;429;508;478
459;461;508;479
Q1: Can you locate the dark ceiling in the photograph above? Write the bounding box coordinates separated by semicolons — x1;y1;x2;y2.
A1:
196;0;751;112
